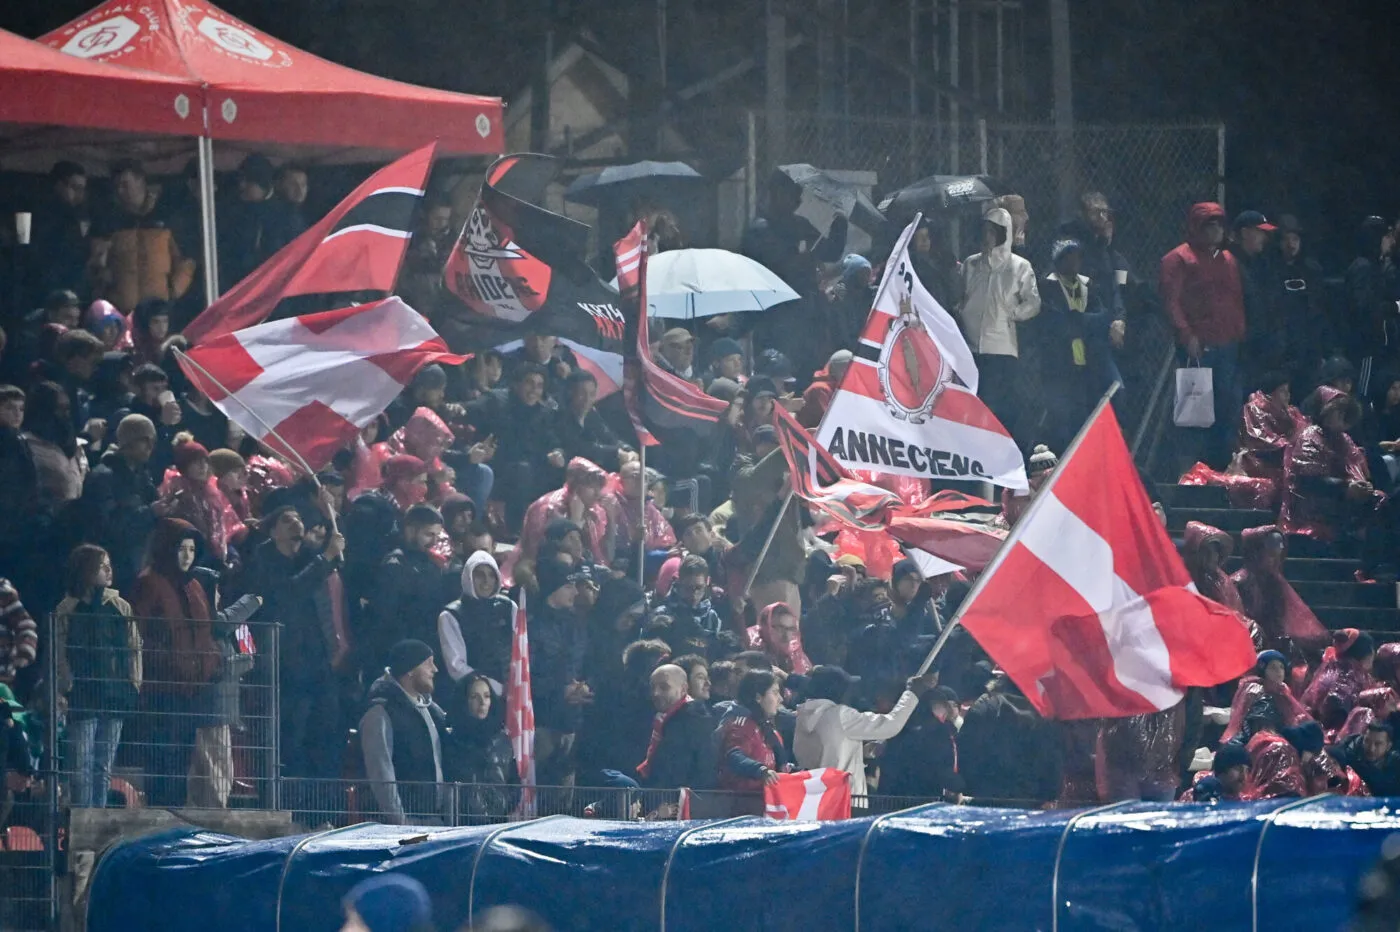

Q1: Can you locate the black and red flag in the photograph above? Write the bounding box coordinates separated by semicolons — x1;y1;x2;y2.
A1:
611;222;728;441
185;142;435;344
434;154;627;395
770;404;902;531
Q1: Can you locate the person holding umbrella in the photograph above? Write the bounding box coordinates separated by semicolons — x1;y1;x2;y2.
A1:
742;169;848;301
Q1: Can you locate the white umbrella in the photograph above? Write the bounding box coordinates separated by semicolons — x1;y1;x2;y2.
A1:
643;248;800;319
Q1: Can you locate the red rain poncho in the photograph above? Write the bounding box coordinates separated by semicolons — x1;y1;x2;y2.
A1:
1243;730;1306;800
504;457;611;581
1301;628;1377;719
1230;526;1328;652
745;602;813;675
1233;390;1310;482
1280;388;1376;540
1336;686;1399;743
1221;674;1311;744
1181;521;1262;648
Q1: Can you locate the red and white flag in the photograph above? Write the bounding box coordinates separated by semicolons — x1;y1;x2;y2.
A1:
507;593;537;816
816;218;1027;490
957;403;1256;719
175;296;465;472
763;769;852;821
771;405;903;532
184;143;435;344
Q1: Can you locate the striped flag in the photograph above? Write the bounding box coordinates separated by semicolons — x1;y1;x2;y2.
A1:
175;296;465;472
957;403;1256;719
815;218;1027;490
763;769;852;821
771;405;902;532
185;143;435;343
507;592;536;815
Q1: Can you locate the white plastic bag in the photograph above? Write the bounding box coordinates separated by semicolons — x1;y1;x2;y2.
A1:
1174;364;1215;428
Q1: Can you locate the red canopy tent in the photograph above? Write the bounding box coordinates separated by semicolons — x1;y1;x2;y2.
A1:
0;27;200;138
39;0;504;156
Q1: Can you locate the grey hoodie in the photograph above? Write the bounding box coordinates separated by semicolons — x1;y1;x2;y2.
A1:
958;206;1041;357
438;550;512;691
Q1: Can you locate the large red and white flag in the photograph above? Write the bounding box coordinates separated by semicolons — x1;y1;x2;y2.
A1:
507;593;537;815
817;219;1027;490
184;143;435;344
957;403;1256;719
763;769;852;821
175;296;465;472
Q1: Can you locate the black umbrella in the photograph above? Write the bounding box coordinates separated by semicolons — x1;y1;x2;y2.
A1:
776;163;888;234
877;174;1001;218
564;160;704;206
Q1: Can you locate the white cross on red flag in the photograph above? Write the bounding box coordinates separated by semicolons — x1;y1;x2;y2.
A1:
763;769;852;821
507;592;537;816
957;402;1257;719
175;296;465;472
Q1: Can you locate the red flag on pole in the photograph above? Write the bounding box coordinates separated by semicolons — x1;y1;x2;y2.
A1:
957;402;1257;719
184;143;435;344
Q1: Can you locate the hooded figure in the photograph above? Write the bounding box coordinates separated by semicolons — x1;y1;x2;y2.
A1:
506;456;611;578
1230;526;1328;653
1160;202;1246;352
1180;521;1261;648
84;300;131;351
437;551;516;693
1280;387;1380;540
1302;628;1377;719
745;602;813;674
375;406;459;505
156;438;242;564
1232;374;1311;495
1241;697;1307;800
442;672;519;819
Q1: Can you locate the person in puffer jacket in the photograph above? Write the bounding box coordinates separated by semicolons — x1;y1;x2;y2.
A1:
437;550;515;696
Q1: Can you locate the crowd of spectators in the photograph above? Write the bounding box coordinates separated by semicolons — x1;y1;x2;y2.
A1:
0;156;1398;830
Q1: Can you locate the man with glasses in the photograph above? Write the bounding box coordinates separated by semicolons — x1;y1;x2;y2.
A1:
1060;192;1130;353
662;555;726;660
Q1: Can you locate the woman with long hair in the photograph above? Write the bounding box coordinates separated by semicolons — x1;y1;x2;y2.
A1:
444;673;518;821
716;670;790;813
55;544;140;807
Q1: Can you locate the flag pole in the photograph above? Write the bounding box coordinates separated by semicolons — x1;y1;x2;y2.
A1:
173;346;341;535
914;381;1121;676
741;219;918;603
637;440;648;588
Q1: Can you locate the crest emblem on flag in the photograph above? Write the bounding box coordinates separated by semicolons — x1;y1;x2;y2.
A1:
878;292;949;424
448;200;552;322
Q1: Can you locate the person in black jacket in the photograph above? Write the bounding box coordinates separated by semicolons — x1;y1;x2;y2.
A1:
552;370;627;470
443;672;519;821
1272;215;1335;390
360;639;448;824
78;414;157;593
879;685;963;800
529;558;592;785
245;506;344;791
957;675;1062;806
437;550;514;695
466;363;564;527
1343;216;1400;395
636;664;715;793
365;505;447;677
1332;722;1400;797
1039;238;1113;451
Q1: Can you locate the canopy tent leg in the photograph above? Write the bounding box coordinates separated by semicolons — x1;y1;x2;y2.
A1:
198;135;221;308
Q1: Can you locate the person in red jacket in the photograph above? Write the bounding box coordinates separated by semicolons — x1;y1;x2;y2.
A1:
715;669;790;814
1160;202;1248;466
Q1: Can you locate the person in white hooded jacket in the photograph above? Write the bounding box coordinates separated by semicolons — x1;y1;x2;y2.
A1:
793;665;937;800
437;550;516;697
957;206;1041;440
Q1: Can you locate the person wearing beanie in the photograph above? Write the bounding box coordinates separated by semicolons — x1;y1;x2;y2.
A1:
79;412;158;592
527;555;595;786
155;434;242;563
341;873;434;932
706;376;742;403
705;337;747;388
1221;648;1311;744
1180;742;1251;802
360;638;448;824
1040;236;1114;453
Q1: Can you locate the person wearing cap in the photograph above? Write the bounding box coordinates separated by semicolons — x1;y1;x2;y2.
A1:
360;638;448;824
1160;202;1247;467
1344;216;1400;397
341;873;435;932
88;160;195;314
1230;210;1284;379
1039;237;1113;451
957;206;1041;443
656;327;698;383
794;665;934;801
798;349;853;429
218;153;302;291
880;684;965;800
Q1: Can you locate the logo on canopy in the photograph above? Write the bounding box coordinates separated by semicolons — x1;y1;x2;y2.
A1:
59;14;143;59
475;114;492;139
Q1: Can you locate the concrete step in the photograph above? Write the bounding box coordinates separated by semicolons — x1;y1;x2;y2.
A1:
1294;580;1398;609
1156;483;1230;509
1167;508;1277;534
1223;557;1362;582
1316;606;1400;633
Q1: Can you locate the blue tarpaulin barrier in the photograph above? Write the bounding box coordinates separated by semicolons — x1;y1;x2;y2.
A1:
87;798;1400;932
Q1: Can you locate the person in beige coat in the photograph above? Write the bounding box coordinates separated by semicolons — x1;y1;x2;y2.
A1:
793;665;936;801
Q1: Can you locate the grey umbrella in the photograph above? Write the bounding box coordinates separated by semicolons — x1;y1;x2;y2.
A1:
564;160;704;206
777;163;888;234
